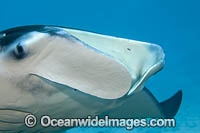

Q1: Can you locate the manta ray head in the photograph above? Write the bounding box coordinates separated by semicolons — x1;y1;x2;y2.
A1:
0;26;132;125
0;25;179;133
0;27;79;128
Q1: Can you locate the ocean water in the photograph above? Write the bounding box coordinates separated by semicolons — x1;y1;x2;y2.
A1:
0;0;199;132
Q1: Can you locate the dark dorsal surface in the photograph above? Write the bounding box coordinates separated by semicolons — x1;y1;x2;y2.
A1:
0;25;72;52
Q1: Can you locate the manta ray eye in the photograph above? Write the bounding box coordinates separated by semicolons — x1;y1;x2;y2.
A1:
14;43;25;58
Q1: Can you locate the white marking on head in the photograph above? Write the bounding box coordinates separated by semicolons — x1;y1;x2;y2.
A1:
16;31;49;47
0;33;6;39
3;31;49;56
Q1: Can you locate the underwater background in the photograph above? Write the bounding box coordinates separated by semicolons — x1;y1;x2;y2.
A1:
0;0;199;132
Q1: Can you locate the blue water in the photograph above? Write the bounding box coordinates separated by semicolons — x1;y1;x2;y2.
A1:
0;0;199;132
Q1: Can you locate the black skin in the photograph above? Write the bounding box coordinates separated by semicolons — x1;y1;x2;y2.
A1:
0;25;77;59
0;26;45;47
0;25;106;49
0;25;62;49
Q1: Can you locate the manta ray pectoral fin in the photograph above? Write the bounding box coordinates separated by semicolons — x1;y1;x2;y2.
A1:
160;90;182;118
105;87;182;119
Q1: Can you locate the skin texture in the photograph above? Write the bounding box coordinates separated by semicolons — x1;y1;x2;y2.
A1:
0;26;182;133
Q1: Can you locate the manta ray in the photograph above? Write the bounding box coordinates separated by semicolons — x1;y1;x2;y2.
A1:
0;25;182;133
